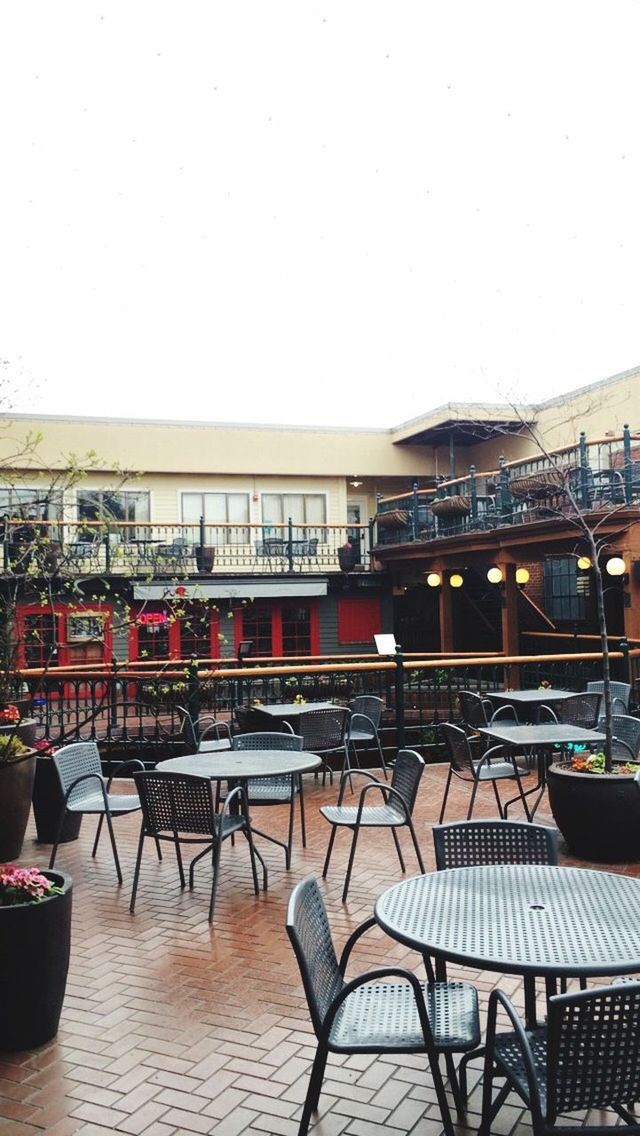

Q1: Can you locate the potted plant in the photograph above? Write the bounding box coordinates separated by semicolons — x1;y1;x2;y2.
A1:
0;865;72;1049
31;740;83;845
547;749;640;862
338;541;357;571
0;733;37;861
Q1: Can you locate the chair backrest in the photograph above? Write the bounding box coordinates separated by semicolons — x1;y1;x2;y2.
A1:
348;695;384;729
175;706;197;749
134;771;216;837
306;537;318;555
441;722;476;774
53;741;104;803
389;749;425;817
587;680;631;712
297;707;350;751
546;984;640;1118
457;691;489;730
286;876;344;1038
597;714;640;760
433;820;559;870
233;706;268;734
233;732;303;751
556;692;601;728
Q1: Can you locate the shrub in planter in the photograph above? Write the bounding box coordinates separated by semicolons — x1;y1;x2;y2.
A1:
32;743;83;844
548;752;640;862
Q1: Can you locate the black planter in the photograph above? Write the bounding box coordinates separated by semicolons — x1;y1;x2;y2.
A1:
547;761;640;862
32;757;82;844
0;869;72;1049
0;718;38;748
195;546;215;573
0;751;37;861
338;546;357;572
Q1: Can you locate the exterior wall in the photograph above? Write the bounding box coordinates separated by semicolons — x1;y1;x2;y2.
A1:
536;368;640;450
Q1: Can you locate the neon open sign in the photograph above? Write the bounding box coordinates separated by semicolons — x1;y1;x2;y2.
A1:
137;612;168;626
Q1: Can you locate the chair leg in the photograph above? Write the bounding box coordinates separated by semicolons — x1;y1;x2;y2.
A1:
376;733;388;779
208;833;224;923
173;832;186;889
342;826;361;903
406;819;426;873
391;828;406;874
466;779;480;820
92;814;105;857
445;1053;466;1117
427;1049;456;1136
439;769;453;824
286;795;295;870
322;825;338;879
48;806;69;870
103;808;123;885
491;779;504;817
298;775;307;848
299;1044;328;1136
129;824;146;914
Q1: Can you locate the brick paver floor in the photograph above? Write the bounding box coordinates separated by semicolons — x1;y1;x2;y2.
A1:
8;759;640;1136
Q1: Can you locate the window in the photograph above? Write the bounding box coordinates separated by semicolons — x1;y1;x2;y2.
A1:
135;610;171;660
22;612;59;667
544;557;586;622
337;597;382;645
237;602;319;657
0;488;63;541
261;494;326;539
182;493;249;544
179;603;219;660
77;490;150;541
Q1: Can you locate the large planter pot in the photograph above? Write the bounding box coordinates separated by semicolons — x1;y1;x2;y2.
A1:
547;760;640;862
431;495;471;517
32;757;83;844
338;546;357;571
0;750;37;861
0;869;72;1049
195;545;215;573
0;718;38;748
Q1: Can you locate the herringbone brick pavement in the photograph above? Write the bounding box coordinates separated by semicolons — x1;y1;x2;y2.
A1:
8;759;639;1135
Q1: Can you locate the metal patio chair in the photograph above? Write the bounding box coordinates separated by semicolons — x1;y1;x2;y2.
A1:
598;713;640;761
480;983;640;1136
287;875;481;1136
536;692;601;728
439;723;532;824
458;690;520;730
176;705;233;753
49;741;143;884
320;749;426;902
433;819;559;872
587;680;631;713
232;731;305;868
130;771;263;923
296;705;351;787
347;694;388;777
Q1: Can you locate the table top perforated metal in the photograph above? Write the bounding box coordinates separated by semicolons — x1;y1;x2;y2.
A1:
375;864;640;979
486;689;576;706
250;701;336;720
156;750;322;779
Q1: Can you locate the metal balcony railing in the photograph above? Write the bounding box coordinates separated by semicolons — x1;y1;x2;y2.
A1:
374;425;640;547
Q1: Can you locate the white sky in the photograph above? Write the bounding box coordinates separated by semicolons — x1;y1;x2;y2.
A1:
2;1;640;429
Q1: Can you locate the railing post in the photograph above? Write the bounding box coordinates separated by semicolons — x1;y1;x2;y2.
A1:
104;529;111;573
368;516;375;563
411;481;419;540
199;515;206;562
623;424;633;504
499;455;512;522
109;657;119;730
287;517;294;572
578;432;589;508
187;656;200;724
619;636;632;687
469;465;478;521
394;644;405;750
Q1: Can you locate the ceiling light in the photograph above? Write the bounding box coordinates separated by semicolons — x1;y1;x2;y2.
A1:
350;476;363;488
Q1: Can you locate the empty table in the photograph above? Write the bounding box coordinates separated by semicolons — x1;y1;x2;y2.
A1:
486;688;575;722
251;701;336;724
375;864;640;1026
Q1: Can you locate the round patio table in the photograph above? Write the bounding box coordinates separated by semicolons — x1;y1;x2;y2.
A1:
375;864;640;1026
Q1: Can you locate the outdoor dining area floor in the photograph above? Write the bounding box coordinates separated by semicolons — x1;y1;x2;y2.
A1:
9;762;640;1136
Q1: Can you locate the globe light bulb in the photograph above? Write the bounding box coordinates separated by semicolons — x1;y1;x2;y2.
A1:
426;572;442;587
487;567;503;584
449;573;464;589
577;556;592;570
606;556;626;577
515;567;530;585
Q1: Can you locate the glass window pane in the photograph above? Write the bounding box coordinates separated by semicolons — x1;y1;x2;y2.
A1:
282;495;304;524
182;494;202;523
304;495;326;524
227;494;249;523
203;494;227;523
262;495;282;531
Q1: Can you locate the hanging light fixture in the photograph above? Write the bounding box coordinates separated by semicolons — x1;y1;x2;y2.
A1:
349;476;363;488
449;573;464;589
577;556;592;570
515;567;530;586
605;556;626;577
487;566;503;584
426;571;442;588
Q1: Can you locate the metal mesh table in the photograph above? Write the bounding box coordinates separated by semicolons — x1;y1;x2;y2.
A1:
375;865;640;1025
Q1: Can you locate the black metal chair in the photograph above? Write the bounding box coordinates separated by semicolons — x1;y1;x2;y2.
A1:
320;749;426;902
130;771;264;922
297;706;351;787
480;983;640;1136
597;714;640;761
588;680;631;713
347;695;387;777
433;819;559;872
537;692;601;728
439;723;532;824
176;705;233;753
458;690;520;731
232;731;305;868
287;875;481;1136
49;742;143;884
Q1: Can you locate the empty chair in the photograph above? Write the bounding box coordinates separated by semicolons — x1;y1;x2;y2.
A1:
587;680;631;714
296;706;351;786
287;875;481;1136
537;692;600;728
433;819;559;872
480;983;640;1136
130;771;263;922
49;742;143;884
176;705;232;753
439;723;532;824
233;705;270;734
320;749;426;902
232;731;305;868
347;695;387;777
598;713;640;761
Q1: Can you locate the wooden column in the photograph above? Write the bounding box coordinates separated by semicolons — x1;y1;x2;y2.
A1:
439;578;455;653
622;533;640;642
502;563;520;687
